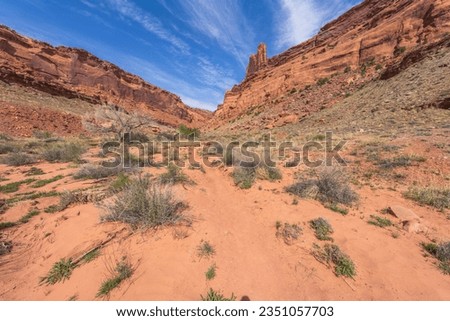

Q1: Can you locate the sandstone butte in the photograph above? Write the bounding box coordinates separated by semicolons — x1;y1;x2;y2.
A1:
0;25;211;128
209;0;450;128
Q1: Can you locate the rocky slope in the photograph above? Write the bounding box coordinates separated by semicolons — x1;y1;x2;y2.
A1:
210;0;450;129
0;25;210;128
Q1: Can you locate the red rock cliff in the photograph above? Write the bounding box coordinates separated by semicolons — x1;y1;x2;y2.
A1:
0;25;210;127
212;0;450;125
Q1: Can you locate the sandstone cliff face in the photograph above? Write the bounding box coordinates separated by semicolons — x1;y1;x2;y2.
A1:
0;25;210;127
246;43;268;77
212;0;450;126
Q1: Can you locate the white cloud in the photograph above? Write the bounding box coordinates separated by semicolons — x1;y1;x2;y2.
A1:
196;57;236;91
106;0;190;53
276;0;361;50
179;0;254;67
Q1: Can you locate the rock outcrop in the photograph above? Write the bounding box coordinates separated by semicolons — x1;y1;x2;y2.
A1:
211;0;450;127
0;25;211;128
246;43;268;77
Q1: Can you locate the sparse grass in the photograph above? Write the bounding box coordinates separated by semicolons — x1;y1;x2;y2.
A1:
205;265;217;280
201;288;236;301
276;222;302;245
312;243;356;278
159;163;191;185
42;142;86;163
7;190;59;204
0;178;36;193
81;249;100;264
0;221;16;230
31;175;64;188
197;241;216;259
2;152;37;166
286;168;358;206
403;186;449;210
25;167;45;176
310;218;334;241
368;215;393;228
232;166;256;189
96;259;133;297
40;258;76;285
74;164;124;179
178;124;200;139
422;242;450;274
110;172;130;191
326;204;348;215
377;154;426;169
102;175;187;228
19;209;40;224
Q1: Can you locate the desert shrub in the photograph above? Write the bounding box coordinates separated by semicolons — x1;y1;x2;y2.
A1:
74;164;123;179
232;166;256;189
102;175;186;228
422;242;450;274
201;288;236;301
2;152;37;166
286;168;358;205
0;222;16;231
404;186;449;211
368;215;393;228
205;265;216;280
0;240;13;256
178;124;200;139
276;222;302;245
344;66;351;73
25;167;45;176
317;77;330;86
0;142;16;154
97;259;133;297
159;163;191;185
33;130;53;139
40;258;76;285
312;243;356;277
42;142;86;163
326;204;349;215
197;241;216;259
310;218;334;241
377;155;426;169
110;172;130;191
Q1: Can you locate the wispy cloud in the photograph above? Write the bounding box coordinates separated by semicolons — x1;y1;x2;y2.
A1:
106;0;190;53
196;57;236;91
121;56;223;110
179;0;254;67
276;0;361;50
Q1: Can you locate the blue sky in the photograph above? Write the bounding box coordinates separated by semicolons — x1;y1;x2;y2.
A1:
0;0;362;110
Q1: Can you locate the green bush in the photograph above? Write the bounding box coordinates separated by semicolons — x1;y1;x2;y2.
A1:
178;124;200;139
201;288;236;301
159;163;191;185
310;218;334;241
286;168;358;206
42;142;86;163
317;78;330;86
97;259;133;297
74;164;123;179
2;152;37;166
312;243;356;277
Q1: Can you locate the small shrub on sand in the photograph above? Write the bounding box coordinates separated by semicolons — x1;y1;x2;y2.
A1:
368;215;393;228
31;175;64;188
0;222;17;231
197;241;216;259
286;168;358;206
310;218;334;241
232;166;256;189
422;242;450;275
40;258;76;285
42;142;86;163
404;186;449;211
201;288;236;301
96;259;133;297
2;152;37;166
312;243;356;278
276;222;302;245
102;175;186;228
205;265;217;280
25;167;45;176
159;163;191;185
0;178;35;193
74;164;123;179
